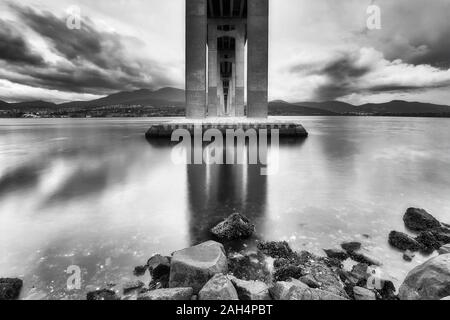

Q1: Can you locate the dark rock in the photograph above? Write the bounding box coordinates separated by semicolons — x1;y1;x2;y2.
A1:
211;213;255;240
86;289;119;301
341;242;362;253
169;241;227;294
123;280;145;294
228;251;271;282
230;277;271;300
377;280;398;300
403;208;441;232
388;231;423;252
148;254;171;280
133;265;148;277
403;250;415;262
348;251;382;266
137;288;193;300
149;274;170;290
399;254;450;300
0;278;23;300
323;248;349;261
257;241;295;260
198;274;239;300
432;227;450;243
273;265;304;282
415;231;442;254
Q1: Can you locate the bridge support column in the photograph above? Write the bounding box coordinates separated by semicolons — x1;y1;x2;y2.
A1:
235;24;246;117
186;0;207;119
208;23;218;118
247;0;269;118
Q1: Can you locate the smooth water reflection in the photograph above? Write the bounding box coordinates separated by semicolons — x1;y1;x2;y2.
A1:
1;117;450;299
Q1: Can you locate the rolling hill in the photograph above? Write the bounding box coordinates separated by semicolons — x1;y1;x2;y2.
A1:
2;87;450;117
59;87;185;109
269;100;338;116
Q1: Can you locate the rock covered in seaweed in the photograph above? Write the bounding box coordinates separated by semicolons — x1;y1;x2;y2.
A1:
211;213;255;240
198;274;238;300
403;208;441;232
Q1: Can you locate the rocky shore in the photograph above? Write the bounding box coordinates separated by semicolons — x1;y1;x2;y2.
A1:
2;210;450;301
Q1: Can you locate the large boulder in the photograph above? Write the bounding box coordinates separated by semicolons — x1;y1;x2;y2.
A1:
198;274;239;300
230;277;271;300
388;231;423;252
211;213;255;240
169;241;228;293
137;288;193;300
403;208;441;232
399;254;450;300
0;278;23;300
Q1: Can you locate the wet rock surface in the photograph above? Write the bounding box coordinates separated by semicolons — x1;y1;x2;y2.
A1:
211;213;255;240
399;254;450;300
227;251;271;282
323;248;349;261
389;231;423;252
198;274;238;300
258;241;349;299
169;241;227;293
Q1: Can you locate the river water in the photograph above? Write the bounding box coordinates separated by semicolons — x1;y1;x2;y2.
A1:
1;116;449;299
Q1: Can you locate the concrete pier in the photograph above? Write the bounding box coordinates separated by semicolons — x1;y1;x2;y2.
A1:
145;118;308;138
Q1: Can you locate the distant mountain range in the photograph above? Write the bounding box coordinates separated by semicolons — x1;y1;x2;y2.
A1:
2;87;450;117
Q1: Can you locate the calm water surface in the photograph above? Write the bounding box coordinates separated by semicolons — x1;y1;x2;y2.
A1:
1;116;450;299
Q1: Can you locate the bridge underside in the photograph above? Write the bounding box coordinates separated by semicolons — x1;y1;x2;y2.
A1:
186;0;269;119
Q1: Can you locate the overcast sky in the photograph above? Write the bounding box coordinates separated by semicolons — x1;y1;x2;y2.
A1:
1;0;450;105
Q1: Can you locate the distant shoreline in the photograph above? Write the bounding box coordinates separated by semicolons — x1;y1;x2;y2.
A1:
2;113;450;119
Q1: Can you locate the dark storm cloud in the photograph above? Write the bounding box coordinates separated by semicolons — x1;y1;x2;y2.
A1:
1;4;175;95
0;19;44;66
407;29;450;69
291;53;372;101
